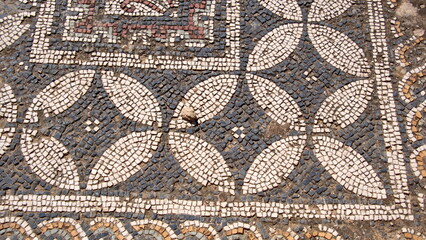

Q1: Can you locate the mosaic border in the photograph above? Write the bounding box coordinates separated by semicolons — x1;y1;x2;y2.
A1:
0;0;414;221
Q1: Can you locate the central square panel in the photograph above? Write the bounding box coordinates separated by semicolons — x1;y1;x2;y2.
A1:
30;0;240;70
64;0;216;48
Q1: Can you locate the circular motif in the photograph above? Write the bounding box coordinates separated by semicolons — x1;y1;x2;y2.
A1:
303;226;341;240
182;232;210;240
91;227;118;240
411;107;426;141
90;218;131;240
227;234;252;240
269;228;299;240
399;37;425;67
40;228;74;240
132;220;177;240
401;69;426;102
410;145;426;186
224;223;262;240
181;227;215;240
305;233;335;240
0;218;35;240
415;149;426;178
134;230;165;240
0;226;26;240
179;221;219;240
38;218;87;240
407;101;426;143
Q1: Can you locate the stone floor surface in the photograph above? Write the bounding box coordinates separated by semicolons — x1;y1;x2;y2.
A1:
0;0;425;239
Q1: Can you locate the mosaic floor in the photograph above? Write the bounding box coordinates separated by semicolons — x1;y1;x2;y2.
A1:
0;0;425;238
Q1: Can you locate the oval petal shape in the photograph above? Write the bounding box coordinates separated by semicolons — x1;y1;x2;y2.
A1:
308;24;370;77
315;79;373;129
0;84;17;122
308;0;353;21
0;13;32;52
25;70;95;123
170;75;238;129
102;71;161;127
247;74;304;131
312;136;386;199
21;129;80;190
243;136;306;194
259;0;302;20
87;131;161;190
0;128;15;157
169;132;235;194
0;84;18;157
247;23;303;71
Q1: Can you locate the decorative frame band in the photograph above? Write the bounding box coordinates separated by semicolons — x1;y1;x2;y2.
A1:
29;0;241;71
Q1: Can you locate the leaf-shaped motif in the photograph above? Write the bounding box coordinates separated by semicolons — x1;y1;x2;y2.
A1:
87;131;161;190
0;84;17;157
308;24;370;77
315;79;373;129
243;136;306;194
25;70;95;123
258;0;302;21
247;74;305;131
308;0;354;21
0;84;17;122
0;13;32;52
312;136;386;199
102;71;162;127
247;23;303;71
0;128;15;157
169;132;235;194
170;75;238;129
21;129;80;190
